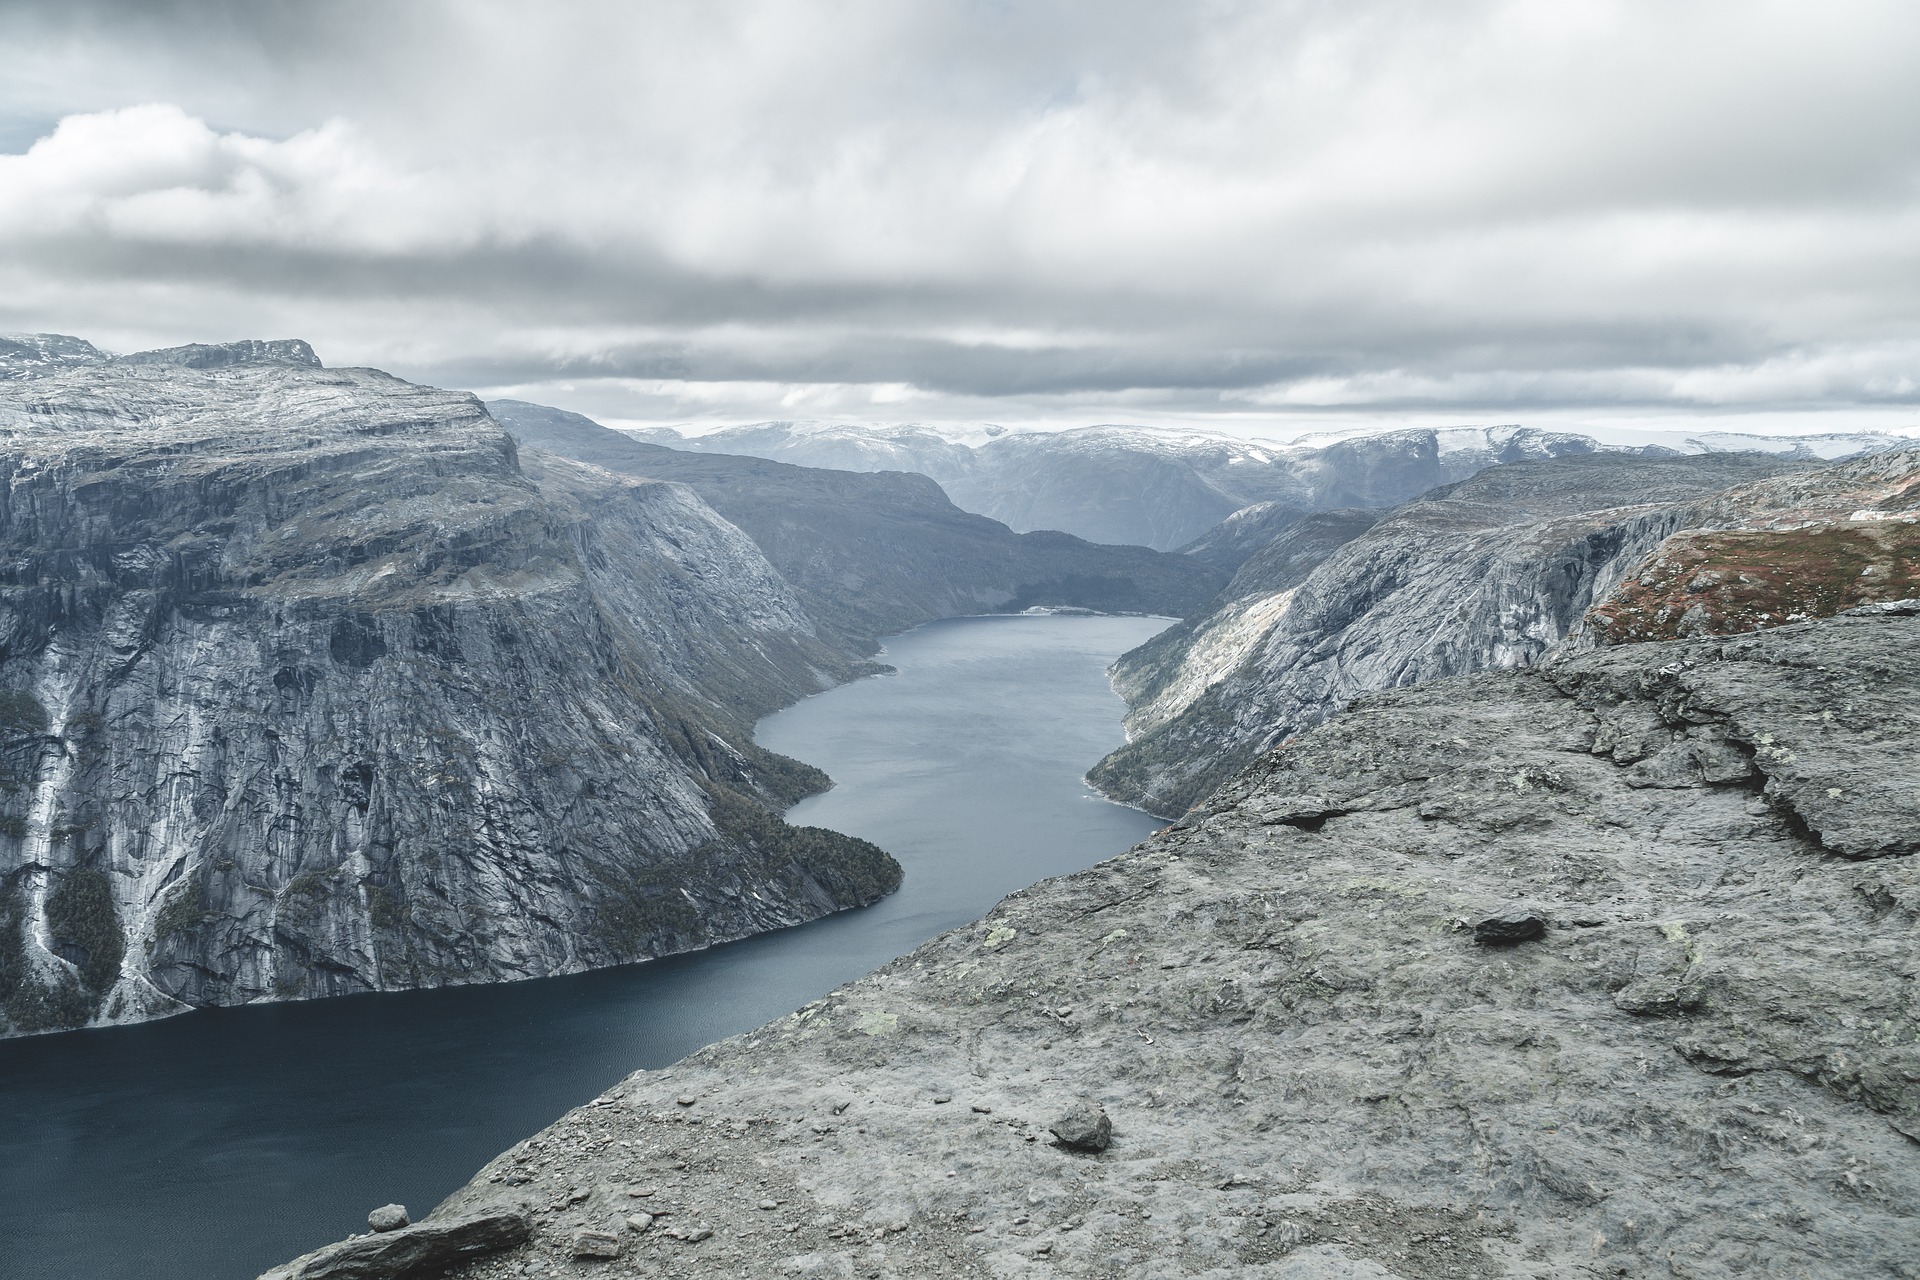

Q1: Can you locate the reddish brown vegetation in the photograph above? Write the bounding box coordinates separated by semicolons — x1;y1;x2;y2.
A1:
1589;518;1920;643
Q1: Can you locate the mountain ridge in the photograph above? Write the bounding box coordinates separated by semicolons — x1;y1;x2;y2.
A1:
627;420;1619;551
1089;451;1836;815
626;417;1919;553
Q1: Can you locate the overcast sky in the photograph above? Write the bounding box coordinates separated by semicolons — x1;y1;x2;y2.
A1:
2;0;1917;434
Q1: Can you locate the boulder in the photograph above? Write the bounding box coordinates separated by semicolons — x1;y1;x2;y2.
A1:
570;1229;624;1259
1048;1101;1113;1152
365;1205;408;1233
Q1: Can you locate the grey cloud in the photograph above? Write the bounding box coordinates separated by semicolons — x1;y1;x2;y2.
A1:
0;0;1916;425
11;218;1791;384
407;317;1792;400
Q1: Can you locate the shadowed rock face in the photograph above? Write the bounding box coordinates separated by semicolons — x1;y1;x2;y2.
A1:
1220;508;1387;600
303;611;1918;1280
1091;452;1824;817
489;401;1225;646
1172;499;1316;576
0;348;899;1036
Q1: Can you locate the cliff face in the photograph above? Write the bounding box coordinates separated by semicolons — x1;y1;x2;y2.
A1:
1090;453;1825;816
299;609;1919;1280
488;400;1224;645
0;345;899;1036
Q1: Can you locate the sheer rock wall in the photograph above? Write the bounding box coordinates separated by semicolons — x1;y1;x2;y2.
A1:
0;349;898;1035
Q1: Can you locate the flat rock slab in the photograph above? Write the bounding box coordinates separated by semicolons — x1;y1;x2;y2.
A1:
569;1228;623;1259
257;1210;530;1280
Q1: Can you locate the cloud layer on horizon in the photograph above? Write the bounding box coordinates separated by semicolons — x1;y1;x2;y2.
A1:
1;0;1917;427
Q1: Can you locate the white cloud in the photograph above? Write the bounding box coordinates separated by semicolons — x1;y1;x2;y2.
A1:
0;0;1915;429
0;103;476;252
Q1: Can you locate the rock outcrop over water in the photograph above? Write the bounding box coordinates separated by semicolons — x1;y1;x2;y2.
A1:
0;340;901;1035
1090;453;1827;816
316;609;1919;1280
488;401;1224;645
261;1209;532;1280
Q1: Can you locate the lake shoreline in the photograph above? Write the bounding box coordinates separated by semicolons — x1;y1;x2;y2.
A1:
0;613;1168;1280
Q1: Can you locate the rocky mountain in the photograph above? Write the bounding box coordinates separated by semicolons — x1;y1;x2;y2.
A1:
1109;508;1388;753
626;419;986;479
1090;452;1832;816
1170;499;1319;576
1621;427;1920;460
631;422;1621;551
488;401;1223;645
271;606;1920;1280
0;339;903;1037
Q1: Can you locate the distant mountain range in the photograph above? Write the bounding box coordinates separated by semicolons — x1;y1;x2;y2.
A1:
629;419;1920;552
489;403;1221;644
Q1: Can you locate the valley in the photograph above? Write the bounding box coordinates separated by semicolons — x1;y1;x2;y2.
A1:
259;406;1920;1280
10;11;1918;1279
0;612;1165;1280
0;342;1210;1040
298;607;1920;1280
0;336;1915;1280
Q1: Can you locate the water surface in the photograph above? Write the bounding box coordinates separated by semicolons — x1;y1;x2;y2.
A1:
0;613;1167;1279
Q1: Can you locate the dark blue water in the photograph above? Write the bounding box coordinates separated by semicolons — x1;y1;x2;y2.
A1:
0;613;1168;1280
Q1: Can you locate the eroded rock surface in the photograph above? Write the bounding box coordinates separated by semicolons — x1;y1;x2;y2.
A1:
320;610;1920;1280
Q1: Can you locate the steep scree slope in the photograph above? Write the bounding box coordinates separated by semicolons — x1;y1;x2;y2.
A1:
0;347;898;1036
280;610;1920;1280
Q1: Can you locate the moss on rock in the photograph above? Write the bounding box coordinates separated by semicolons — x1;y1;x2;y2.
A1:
45;868;124;993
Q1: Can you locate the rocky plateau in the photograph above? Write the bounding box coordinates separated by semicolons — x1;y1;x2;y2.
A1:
275;606;1920;1279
